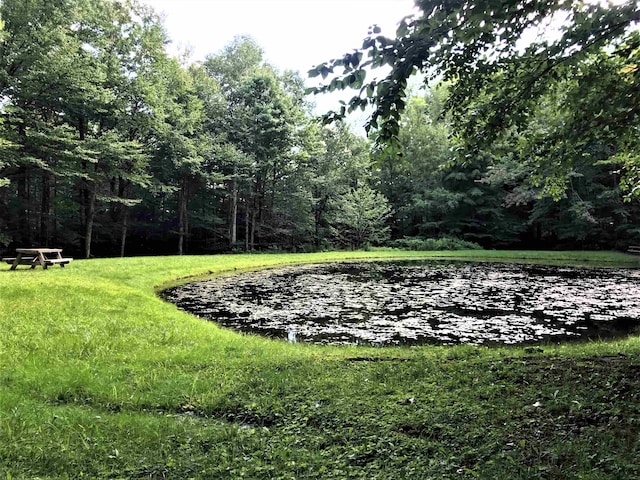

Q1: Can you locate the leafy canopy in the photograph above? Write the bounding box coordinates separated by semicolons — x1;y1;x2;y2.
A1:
309;0;640;154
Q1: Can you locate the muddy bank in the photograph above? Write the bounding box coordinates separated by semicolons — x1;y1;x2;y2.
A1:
161;261;640;346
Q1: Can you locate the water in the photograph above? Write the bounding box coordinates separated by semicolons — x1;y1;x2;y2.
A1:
161;260;640;346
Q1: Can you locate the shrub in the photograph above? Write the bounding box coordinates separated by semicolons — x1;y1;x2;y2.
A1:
389;236;482;251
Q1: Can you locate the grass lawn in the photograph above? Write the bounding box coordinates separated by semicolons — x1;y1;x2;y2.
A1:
1;250;639;479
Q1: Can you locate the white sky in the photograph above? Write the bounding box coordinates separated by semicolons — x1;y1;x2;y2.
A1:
140;0;417;128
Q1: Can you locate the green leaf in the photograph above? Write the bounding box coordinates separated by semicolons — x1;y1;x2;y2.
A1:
396;18;410;37
366;82;375;98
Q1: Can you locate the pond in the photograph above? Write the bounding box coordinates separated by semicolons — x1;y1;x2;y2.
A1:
161;260;640;346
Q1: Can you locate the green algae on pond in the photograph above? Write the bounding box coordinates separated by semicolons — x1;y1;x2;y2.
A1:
161;261;640;346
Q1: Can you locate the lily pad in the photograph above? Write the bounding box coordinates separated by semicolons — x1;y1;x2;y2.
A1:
162;261;640;346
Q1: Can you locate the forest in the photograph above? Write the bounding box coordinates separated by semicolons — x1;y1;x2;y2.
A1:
1;0;639;258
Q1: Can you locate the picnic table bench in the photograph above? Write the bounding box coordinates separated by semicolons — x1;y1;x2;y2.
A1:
2;248;73;270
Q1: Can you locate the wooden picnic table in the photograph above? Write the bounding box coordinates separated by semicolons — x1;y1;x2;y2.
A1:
2;248;73;270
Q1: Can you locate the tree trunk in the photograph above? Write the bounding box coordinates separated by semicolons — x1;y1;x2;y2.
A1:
244;203;249;252
120;208;128;258
17;167;32;245
40;172;51;246
178;178;189;255
230;174;238;248
79;114;91;257
314;195;328;249
250;207;256;251
84;184;96;259
15;122;32;246
251;178;262;250
52;177;58;244
117;178;130;258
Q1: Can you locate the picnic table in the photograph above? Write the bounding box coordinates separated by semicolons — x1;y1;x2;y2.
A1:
2;248;73;270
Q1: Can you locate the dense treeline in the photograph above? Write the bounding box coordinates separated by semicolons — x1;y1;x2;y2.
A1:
312;0;640;250
0;0;638;257
0;0;383;257
380;85;640;250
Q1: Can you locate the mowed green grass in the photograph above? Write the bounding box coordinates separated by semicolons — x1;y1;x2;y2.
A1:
1;250;639;479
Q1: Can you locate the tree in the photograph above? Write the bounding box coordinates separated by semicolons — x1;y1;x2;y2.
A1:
476;61;640;248
377;88;456;238
310;0;640;195
0;14;10;245
145;60;221;255
329;185;392;249
299;122;372;249
204;38;308;251
0;0;168;256
0;15;7;191
0;0;79;247
203;37;264;250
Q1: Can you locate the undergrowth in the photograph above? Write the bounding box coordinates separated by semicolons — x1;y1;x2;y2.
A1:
0;250;639;478
389;236;482;251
